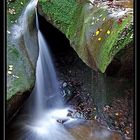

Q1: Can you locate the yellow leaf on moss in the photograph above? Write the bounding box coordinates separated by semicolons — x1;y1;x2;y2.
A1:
9;65;13;68
103;17;106;21
107;30;111;34
9;67;13;71
96;30;100;36
8;71;12;74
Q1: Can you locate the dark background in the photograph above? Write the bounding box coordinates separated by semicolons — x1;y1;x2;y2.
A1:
0;0;5;139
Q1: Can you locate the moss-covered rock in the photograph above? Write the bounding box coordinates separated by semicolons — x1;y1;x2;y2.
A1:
7;0;29;28
38;0;133;73
7;0;38;122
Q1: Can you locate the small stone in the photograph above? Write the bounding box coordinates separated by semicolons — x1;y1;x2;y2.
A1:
94;115;97;120
62;82;67;87
115;112;119;116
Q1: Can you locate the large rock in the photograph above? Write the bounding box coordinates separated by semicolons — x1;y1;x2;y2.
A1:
38;0;133;73
7;0;39;122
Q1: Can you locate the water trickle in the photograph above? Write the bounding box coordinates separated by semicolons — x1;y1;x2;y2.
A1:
33;8;64;115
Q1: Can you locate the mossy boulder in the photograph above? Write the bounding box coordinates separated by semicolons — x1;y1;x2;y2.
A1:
38;0;133;73
7;0;39;122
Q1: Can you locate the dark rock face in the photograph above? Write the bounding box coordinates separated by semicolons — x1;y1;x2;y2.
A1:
106;44;134;79
7;90;32;124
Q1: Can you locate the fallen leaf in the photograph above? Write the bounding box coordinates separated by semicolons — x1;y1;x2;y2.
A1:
9;65;13;68
115;112;119;116
96;30;100;36
103;17;106;21
98;37;102;41
8;71;12;74
9;67;13;71
107;30;111;34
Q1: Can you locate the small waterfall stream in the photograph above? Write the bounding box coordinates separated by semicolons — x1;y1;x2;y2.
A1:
33;8;63;115
7;0;133;139
21;3;79;140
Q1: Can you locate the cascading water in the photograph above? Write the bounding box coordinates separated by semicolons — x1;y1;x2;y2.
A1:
33;8;64;115
11;1;79;139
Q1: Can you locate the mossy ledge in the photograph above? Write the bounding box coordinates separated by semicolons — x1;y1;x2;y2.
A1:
38;0;133;73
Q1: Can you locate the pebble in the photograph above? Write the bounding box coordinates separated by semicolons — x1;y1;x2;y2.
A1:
94;115;97;120
62;82;67;87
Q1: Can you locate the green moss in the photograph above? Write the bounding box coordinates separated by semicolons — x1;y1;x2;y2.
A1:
7;0;29;28
7;69;34;100
97;15;133;73
8;47;20;61
38;0;133;73
38;0;84;40
7;45;35;100
7;0;36;100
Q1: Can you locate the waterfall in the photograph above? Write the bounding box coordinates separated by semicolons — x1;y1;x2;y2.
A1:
8;1;79;140
33;9;63;115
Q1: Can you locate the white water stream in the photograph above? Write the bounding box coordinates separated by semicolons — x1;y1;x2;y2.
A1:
14;1;79;139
